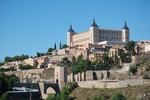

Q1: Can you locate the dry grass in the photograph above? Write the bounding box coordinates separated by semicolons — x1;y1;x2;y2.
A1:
69;84;150;100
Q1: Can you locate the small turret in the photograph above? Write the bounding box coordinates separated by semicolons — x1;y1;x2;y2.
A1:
68;24;75;32
122;21;129;30
122;21;130;42
91;18;98;27
67;24;75;47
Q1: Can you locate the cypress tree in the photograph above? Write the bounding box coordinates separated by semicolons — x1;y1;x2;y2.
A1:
60;42;62;49
54;43;57;50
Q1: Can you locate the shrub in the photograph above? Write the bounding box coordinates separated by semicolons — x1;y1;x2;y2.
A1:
46;94;54;100
20;65;34;70
111;93;126;100
143;74;150;79
129;65;137;75
93;96;100;100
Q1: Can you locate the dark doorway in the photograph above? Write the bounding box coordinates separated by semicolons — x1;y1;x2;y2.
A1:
93;71;97;80
56;79;58;83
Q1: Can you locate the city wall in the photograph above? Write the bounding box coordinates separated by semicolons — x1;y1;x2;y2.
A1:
77;79;150;88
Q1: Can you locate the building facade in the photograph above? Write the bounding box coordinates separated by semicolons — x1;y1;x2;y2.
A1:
67;19;129;47
136;41;150;53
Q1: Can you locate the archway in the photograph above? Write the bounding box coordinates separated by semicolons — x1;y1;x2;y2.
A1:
56;79;58;84
93;71;97;80
46;87;56;94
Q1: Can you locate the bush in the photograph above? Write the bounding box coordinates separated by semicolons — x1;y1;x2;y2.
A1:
143;74;150;79
20;65;34;70
46;94;54;100
0;93;9;100
111;93;126;100
129;65;137;75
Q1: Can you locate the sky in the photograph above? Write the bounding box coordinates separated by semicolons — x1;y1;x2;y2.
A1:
0;0;150;61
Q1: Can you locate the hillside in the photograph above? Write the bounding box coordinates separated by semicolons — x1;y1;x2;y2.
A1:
69;84;150;100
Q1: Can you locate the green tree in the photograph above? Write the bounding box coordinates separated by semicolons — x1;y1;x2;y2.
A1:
54;43;57;50
0;73;19;96
61;44;68;49
20;65;34;70
111;93;126;100
0;93;9;100
129;65;137;75
118;49;126;64
48;48;54;53
143;74;150;79
46;94;54;100
125;41;136;56
60;42;62;49
0;62;4;66
60;57;70;67
4;56;12;62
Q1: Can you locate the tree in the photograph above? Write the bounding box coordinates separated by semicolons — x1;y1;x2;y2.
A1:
0;62;4;66
125;41;135;51
118;49;126;64
19;65;34;70
0;73;19;96
60;42;62;49
4;56;12;62
111;93;126;100
129;65;137;75
125;40;136;56
48;48;54;53
46;94;54;100
37;52;41;57
61;44;68;49
54;43;57;50
143;74;150;79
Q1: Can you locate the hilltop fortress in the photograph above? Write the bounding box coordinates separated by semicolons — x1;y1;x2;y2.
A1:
67;19;129;47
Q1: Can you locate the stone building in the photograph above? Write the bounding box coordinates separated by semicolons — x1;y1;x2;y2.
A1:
136;41;150;54
24;58;37;67
67;19;129;47
109;45;124;57
36;56;49;68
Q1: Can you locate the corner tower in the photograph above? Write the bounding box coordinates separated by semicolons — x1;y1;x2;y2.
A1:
67;25;76;47
122;21;130;42
89;18;99;44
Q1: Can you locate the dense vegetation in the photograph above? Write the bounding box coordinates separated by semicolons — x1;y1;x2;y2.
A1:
4;54;29;62
0;67;16;72
129;65;137;75
111;93;126;100
19;64;34;70
60;52;118;74
0;73;19;99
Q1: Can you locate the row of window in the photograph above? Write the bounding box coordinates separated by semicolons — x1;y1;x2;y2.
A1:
73;37;90;42
99;30;121;34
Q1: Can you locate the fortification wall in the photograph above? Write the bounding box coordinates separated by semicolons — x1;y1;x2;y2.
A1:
78;79;150;89
78;80;119;88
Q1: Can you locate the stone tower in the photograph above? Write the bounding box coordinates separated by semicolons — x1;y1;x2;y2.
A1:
89;18;99;44
122;21;130;42
55;66;67;90
67;25;76;47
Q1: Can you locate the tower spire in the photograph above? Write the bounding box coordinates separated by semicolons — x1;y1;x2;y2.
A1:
68;24;74;32
91;18;98;27
123;21;129;30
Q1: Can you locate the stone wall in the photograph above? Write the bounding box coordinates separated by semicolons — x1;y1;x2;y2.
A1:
78;80;119;88
67;70;110;82
119;79;144;87
77;79;150;89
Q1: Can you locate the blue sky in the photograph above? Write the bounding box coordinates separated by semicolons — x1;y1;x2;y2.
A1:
0;0;150;61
